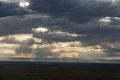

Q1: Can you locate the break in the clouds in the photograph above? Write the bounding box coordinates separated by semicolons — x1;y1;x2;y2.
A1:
0;0;120;60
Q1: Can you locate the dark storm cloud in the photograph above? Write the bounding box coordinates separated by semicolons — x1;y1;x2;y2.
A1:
1;14;120;37
0;15;120;42
79;34;120;46
0;1;29;17
0;0;120;50
1;0;120;21
28;0;120;23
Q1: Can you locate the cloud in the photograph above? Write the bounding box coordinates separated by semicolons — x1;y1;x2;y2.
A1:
1;0;120;22
32;27;79;43
0;14;120;47
0;0;19;3
0;34;34;57
28;0;120;23
0;29;109;60
0;0;120;60
0;1;29;17
33;41;108;60
1;15;120;48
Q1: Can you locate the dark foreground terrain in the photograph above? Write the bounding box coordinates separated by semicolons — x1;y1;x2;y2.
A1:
0;61;120;80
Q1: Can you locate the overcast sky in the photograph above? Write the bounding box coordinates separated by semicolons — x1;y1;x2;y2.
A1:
0;0;120;60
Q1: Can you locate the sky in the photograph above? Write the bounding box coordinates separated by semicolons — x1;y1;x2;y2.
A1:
0;0;120;61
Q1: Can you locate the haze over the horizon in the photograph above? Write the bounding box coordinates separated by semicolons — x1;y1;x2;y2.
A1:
0;0;120;61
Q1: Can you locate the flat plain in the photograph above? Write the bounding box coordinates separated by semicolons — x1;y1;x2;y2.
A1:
0;61;120;80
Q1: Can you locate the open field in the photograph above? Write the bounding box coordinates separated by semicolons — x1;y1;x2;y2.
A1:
0;61;120;80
